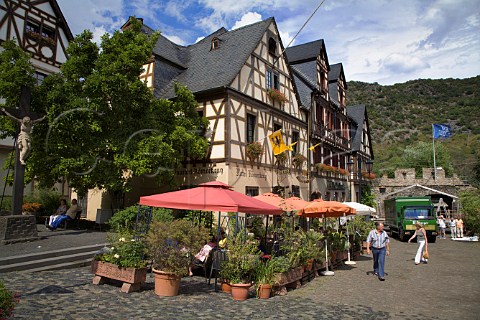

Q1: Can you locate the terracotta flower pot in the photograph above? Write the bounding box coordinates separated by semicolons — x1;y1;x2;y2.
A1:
257;284;271;299
230;283;252;301
152;269;182;297
221;280;232;293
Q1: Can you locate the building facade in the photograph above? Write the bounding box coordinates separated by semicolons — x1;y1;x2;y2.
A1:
123;17;375;205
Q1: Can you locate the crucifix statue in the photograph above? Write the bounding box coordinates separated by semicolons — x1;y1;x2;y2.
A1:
1;86;45;215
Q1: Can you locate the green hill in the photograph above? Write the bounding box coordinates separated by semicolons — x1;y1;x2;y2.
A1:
347;76;480;181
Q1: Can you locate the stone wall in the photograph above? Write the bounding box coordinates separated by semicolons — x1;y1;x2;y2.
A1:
0;215;38;244
372;168;472;217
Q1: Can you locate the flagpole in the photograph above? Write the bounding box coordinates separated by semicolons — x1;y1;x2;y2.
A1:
432;124;436;181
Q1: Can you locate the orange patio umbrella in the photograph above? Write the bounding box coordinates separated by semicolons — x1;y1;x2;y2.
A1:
284;196;309;211
298;199;356;218
254;193;309;212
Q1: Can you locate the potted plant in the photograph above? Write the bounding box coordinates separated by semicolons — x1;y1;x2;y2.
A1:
246;142;263;161
292;153;306;169
219;232;261;300
145;219;209;296
255;256;290;299
92;233;147;293
327;231;348;263
302;230;325;271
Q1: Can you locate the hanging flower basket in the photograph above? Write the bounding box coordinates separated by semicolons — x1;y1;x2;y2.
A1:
275;151;288;167
267;89;288;104
292;154;306;169
246;142;263;161
362;172;376;179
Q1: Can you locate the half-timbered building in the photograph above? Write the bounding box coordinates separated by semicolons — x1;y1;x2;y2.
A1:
286;41;374;202
122;17;311;203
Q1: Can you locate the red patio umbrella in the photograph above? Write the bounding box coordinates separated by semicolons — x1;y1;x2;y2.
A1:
139;181;282;215
298;199;356;218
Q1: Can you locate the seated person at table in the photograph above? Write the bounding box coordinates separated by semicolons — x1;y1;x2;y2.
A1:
188;236;217;276
48;199;78;230
47;199;67;227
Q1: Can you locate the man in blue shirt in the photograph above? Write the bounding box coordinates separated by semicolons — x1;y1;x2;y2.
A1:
366;222;390;281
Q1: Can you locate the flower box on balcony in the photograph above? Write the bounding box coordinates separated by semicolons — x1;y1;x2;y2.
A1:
267;88;288;104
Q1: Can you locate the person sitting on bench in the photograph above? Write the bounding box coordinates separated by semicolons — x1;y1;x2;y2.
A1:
47;199;67;227
48;199;79;230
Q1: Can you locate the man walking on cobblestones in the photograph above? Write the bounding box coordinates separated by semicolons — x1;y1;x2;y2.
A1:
366;222;390;281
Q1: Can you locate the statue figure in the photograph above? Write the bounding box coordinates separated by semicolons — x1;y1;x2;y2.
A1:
1;107;45;165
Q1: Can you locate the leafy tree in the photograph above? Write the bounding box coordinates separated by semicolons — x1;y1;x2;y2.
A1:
2;18;208;199
399;141;453;177
460;190;480;236
360;185;376;207
0;40;36;137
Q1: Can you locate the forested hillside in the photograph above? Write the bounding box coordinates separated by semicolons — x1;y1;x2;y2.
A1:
347;76;480;181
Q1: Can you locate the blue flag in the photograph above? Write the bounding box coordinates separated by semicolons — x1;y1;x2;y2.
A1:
433;124;451;139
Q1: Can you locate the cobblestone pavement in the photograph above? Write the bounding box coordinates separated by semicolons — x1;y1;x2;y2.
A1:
1;237;479;319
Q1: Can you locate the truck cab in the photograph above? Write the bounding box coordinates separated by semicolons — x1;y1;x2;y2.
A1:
384;197;437;243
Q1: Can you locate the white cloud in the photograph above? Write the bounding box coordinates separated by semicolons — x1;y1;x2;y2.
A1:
163;34;187;46
231;12;262;30
56;0;480;85
382;53;430;74
195;36;206;43
279;31;295;48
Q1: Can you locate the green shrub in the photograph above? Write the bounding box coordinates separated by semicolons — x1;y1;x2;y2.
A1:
109;205;174;234
0;280;19;319
23;189;62;214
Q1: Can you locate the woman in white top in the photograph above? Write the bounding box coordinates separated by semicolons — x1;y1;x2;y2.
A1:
408;223;428;265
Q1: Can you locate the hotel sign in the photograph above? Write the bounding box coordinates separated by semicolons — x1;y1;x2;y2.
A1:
236;168;267;181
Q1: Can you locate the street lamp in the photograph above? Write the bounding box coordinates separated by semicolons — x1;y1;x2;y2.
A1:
347;158;354;202
366;160;374;176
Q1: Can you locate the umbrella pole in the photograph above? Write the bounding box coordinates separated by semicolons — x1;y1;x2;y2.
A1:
265;215;269;248
320;214;334;276
344;212;356;265
217;211;221;241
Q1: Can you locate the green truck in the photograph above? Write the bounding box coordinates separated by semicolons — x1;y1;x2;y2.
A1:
384;196;437;243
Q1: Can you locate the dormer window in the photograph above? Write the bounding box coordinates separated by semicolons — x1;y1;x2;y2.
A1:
211;37;220;50
268;37;277;56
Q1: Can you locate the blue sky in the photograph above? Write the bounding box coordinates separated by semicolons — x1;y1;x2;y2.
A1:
57;0;479;85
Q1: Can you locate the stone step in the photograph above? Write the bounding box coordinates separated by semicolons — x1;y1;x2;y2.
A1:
0;243;106;266
0;247;104;273
19;258;94;273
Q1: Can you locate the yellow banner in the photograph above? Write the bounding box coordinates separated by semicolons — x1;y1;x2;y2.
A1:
268;130;289;155
309;142;321;152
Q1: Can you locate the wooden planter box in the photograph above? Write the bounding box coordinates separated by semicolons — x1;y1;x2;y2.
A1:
273;266;303;295
91;261;147;293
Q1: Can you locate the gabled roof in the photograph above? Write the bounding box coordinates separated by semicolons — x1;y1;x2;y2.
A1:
346;104;374;159
291;66;316;109
139;24;188;68
47;0;74;40
381;184;458;199
285;40;330;70
154;18;274;98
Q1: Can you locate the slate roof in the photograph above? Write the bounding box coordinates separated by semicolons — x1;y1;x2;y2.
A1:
329;63;342;82
285;40;327;65
291;65;316;109
148;18;273;98
347;104;374;158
